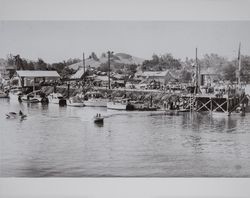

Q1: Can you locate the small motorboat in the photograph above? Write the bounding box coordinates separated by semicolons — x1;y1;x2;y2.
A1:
6;110;27;119
6;112;18;119
93;113;104;123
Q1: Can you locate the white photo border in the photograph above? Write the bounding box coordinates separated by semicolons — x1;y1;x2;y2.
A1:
1;0;250;198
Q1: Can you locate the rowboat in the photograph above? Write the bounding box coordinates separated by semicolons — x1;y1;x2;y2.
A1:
93;114;104;123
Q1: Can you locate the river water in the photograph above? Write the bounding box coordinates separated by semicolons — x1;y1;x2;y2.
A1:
0;98;250;177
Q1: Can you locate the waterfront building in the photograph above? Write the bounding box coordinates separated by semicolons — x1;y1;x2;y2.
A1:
139;70;179;85
12;70;60;88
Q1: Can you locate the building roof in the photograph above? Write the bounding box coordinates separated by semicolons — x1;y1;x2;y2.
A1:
95;75;109;82
16;70;60;78
70;68;85;79
141;70;169;77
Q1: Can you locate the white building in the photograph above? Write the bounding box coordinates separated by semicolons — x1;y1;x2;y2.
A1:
12;70;60;87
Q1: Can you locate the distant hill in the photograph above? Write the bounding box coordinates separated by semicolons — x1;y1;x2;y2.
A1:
68;53;145;70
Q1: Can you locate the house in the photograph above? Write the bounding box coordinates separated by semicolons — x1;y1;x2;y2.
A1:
139;70;179;84
200;68;220;86
12;70;60;88
93;75;110;87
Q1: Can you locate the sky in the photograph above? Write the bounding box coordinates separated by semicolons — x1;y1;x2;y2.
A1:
0;21;250;63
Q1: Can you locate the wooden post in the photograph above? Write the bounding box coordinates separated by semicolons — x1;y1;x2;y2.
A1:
210;97;212;113
54;85;57;93
226;97;229;116
67;83;70;99
33;77;35;93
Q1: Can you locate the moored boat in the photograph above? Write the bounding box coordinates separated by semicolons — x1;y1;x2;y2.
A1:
6;110;27;119
21;92;41;103
107;98;134;110
0;90;9;98
132;101;158;111
67;97;85;107
84;91;108;107
48;92;67;106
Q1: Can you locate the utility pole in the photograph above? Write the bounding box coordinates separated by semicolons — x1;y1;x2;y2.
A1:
107;51;113;89
195;48;199;89
82;52;86;87
237;42;241;86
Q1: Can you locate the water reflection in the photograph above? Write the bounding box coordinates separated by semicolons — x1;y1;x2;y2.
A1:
94;122;104;127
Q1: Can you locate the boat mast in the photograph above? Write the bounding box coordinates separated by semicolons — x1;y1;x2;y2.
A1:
195;47;200;93
237;42;241;87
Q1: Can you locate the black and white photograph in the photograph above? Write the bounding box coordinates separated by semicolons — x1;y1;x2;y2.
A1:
1;20;250;177
1;0;250;197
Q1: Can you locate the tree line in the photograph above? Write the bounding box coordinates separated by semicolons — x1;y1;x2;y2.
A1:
5;52;250;83
142;53;250;83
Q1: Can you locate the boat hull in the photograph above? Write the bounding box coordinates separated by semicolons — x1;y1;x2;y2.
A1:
94;117;104;123
107;102;127;110
0;95;9;98
67;102;85;107
48;99;60;104
21;98;40;103
21;96;41;103
84;99;108;107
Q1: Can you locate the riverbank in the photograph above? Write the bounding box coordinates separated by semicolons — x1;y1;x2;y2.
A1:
41;86;182;107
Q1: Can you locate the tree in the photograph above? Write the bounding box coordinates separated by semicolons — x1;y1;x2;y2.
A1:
180;70;192;83
142;53;182;71
159;53;182;70
101;53;106;58
60;67;75;79
125;64;137;75
6;54;15;66
36;58;48;70
240;55;250;83
66;58;81;66
223;63;236;82
199;53;228;74
98;63;110;72
90;52;99;61
51;62;66;74
13;54;24;70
